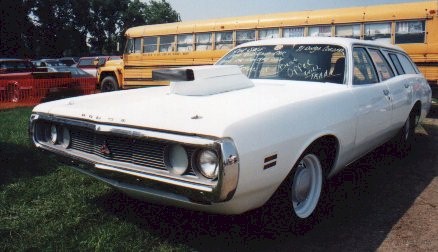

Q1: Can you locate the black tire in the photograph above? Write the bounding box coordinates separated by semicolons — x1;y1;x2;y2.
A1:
394;109;418;157
100;76;118;92
275;146;330;234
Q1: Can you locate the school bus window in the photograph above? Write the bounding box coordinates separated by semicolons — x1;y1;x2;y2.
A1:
395;20;425;44
336;24;361;39
259;28;279;40
215;31;233;50
143;36;157;53
177;34;194;52
236;30;255;46
309;26;332;37
364;22;391;43
283;27;304;37
124;39;134;54
132;38;142;53
159;35;174;52
195;33;212;51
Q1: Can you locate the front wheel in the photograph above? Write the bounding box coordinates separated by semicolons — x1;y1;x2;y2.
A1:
291;153;323;219
275;148;328;233
100;76;118;92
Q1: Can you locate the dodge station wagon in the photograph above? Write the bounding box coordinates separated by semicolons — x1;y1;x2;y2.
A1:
29;37;431;230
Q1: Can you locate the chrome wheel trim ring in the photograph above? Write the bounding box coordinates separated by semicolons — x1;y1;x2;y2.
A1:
403;116;410;141
291;153;323;219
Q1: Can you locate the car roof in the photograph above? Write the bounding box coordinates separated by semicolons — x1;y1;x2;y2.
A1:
237;37;403;52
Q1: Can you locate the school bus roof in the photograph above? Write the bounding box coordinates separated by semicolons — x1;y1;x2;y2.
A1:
125;1;437;37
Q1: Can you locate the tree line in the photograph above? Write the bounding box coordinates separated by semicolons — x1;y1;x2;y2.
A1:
0;0;180;58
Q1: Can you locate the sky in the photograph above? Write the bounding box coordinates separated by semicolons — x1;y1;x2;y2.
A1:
163;0;429;21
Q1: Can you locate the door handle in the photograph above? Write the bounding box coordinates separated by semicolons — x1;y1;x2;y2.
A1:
383;89;390;96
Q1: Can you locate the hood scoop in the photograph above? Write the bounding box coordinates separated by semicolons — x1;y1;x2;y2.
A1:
153;65;254;96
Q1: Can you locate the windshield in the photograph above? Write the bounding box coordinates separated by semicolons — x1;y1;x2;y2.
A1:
216;44;346;84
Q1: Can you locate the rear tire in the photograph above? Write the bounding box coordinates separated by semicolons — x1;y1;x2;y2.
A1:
100;76;118;92
394;109;417;156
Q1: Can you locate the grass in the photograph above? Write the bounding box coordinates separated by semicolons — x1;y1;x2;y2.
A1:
0;108;191;251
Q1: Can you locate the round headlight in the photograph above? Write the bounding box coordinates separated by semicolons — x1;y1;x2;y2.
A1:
50;125;58;144
166;144;188;175
197;150;219;179
61;127;71;148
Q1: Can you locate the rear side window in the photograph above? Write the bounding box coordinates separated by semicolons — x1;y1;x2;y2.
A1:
353;47;379;85
397;54;417;74
368;48;394;81
388;53;405;75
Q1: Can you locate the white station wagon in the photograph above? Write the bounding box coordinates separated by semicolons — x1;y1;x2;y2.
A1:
29;37;431;229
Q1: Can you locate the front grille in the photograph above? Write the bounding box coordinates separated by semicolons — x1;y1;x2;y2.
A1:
34;120;200;176
70;128;168;170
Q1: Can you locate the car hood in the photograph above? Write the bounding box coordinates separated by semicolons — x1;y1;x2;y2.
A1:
33;80;347;137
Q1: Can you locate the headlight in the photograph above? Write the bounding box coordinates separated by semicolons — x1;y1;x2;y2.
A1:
61;127;71;148
166;144;188;175
197;149;219;179
50;125;58;144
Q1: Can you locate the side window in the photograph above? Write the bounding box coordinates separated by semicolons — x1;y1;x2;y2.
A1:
353;47;379;85
395;20;425;44
177;34;193;52
143;36;157;53
397;54;417;74
159;35;175;52
335;24;361;39
195;33;212;51
283;27;304;37
215;31;233;50
368;48;394;81
133;38;142;53
364;22;391;43
236;30;255;46
308;26;332;37
388;53;405;75
259;28;279;40
124;39;134;54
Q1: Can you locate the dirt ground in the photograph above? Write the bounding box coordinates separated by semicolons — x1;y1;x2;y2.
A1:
94;104;438;252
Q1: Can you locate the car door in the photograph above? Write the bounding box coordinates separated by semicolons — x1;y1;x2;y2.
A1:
350;47;392;155
385;52;416;127
368;48;412;135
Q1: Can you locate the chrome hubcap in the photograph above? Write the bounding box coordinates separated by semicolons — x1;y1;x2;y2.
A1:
291;153;323;219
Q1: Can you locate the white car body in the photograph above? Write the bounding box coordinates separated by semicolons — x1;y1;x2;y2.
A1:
30;38;432;216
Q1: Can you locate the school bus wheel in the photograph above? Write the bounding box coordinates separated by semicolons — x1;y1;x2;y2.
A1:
100;76;118;92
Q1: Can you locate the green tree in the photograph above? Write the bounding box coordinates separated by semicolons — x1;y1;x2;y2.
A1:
31;0;90;57
0;0;34;57
146;0;180;25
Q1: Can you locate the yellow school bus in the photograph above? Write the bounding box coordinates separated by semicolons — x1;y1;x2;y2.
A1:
97;1;438;91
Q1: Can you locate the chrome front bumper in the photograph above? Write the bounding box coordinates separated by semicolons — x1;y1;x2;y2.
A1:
29;113;239;205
